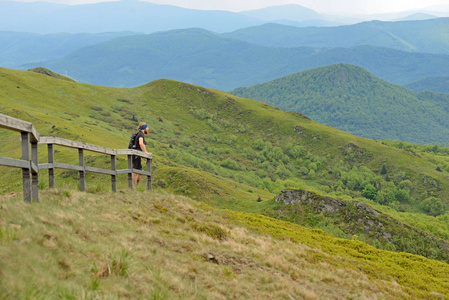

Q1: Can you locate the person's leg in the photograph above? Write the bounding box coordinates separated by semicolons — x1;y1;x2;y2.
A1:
132;156;142;187
132;173;138;186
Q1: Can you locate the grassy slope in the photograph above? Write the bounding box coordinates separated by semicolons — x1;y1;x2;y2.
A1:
1;190;449;299
2;67;449;262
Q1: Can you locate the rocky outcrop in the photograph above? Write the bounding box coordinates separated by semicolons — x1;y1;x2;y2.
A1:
275;189;345;213
275;189;449;263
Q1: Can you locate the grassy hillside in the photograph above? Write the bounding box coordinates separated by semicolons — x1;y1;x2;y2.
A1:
222;18;449;54
20;29;449;90
2;66;449;263
1;190;449;299
231;64;449;145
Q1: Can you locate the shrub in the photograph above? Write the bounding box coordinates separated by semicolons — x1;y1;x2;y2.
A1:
421;197;446;216
191;222;229;241
220;158;240;171
395;189;410;203
362;184;377;200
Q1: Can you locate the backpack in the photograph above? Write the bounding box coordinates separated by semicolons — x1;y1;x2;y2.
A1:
128;131;140;149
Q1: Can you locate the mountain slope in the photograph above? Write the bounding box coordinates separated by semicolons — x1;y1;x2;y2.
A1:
2;67;449;263
231;64;449;144
223;18;449;55
22;29;449;90
2;190;449;298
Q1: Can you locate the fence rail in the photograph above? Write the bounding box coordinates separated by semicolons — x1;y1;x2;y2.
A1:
0;113;152;202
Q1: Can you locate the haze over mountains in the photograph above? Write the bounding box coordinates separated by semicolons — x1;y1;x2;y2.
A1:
2;0;449;93
0;0;448;34
223;18;449;55
13;28;449;91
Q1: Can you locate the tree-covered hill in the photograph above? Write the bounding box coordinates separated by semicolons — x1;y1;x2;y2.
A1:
22;29;449;90
222;18;449;55
405;76;449;94
231;64;449;145
2;66;449;266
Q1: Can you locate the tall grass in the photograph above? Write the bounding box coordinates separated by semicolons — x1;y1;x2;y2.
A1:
0;189;447;299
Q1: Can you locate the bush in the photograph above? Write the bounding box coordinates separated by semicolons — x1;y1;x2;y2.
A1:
421;197;446;216
363;184;377;200
395;189;410;203
220;158;240;171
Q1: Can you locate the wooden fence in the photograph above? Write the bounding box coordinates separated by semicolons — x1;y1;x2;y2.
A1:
0;113;152;202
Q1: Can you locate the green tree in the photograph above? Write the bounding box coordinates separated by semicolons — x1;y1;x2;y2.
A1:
363;184;377;200
421;197;446;216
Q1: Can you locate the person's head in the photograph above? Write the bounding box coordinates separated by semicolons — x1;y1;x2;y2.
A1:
138;122;149;134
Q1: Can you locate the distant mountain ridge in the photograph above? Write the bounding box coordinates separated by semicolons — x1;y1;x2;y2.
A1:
239;4;322;22
0;31;138;68
0;0;262;34
405;76;449;94
24;29;449;90
223;18;449;55
231;64;449;145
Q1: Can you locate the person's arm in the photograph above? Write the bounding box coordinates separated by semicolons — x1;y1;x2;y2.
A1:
139;137;152;155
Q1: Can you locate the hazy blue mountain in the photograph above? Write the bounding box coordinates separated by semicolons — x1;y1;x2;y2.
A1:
26;29;316;89
230;64;449;144
223;18;449;55
23;29;449;90
0;31;138;68
0;0;262;34
293;45;449;85
394;13;439;21
405;76;449;94
239;4;322;22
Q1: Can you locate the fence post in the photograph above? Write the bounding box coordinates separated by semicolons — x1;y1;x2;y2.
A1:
79;148;85;192
127;154;133;189
146;157;152;191
48;144;55;188
111;154;117;192
21;132;31;202
31;141;38;202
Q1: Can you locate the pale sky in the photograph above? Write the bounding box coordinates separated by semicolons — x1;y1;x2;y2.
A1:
10;0;449;14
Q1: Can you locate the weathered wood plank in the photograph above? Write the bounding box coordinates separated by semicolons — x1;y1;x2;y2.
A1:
47;144;55;188
31;141;38;202
115;149;152;159
79;149;85;192
84;166;115;176
53;163;83;171
21;132;31;202
127;155;133;189
146;158;152;191
0;113;40;142
0;157;29;169
40;136;116;155
116;169;132;175
111;155;117;193
38;163;53;170
132;169;151;176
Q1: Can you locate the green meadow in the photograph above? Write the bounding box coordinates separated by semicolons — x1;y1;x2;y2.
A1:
1;67;449;298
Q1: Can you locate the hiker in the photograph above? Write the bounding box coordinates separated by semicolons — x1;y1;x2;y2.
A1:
132;122;152;186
